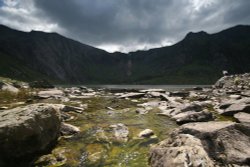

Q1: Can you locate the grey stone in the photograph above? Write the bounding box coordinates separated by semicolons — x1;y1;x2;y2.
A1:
1;83;19;93
110;123;129;142
60;123;80;136
60;105;85;113
221;103;250;116
229;95;241;100
180;103;203;112
0;103;61;160
172;110;213;125
119;92;145;99
150;121;250;166
138;129;154;138
149;134;215;167
147;92;162;98
176;121;250;166
234;112;250;123
139;89;165;93
37;89;64;99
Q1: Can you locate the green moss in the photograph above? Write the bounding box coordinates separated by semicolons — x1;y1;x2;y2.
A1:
0;89;31;107
35;96;177;167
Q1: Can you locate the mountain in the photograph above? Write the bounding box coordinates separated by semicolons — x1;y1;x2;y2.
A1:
0;24;250;84
0;25;128;84
129;25;250;84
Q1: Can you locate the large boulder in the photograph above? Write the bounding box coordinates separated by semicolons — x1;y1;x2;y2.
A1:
220;98;250;116
150;121;250;166
159;102;213;124
172;110;213;125
1;82;19;93
234;112;250;123
0;103;61;161
149;134;215;167
214;73;250;90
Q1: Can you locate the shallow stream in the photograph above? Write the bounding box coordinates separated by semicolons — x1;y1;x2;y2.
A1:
35;95;177;167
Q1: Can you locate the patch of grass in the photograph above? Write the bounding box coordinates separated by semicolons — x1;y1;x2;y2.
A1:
0;89;31;104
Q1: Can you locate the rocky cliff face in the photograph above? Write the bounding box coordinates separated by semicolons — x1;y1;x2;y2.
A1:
0;25;250;84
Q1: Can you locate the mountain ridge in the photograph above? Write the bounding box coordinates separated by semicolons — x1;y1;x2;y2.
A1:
0;24;250;84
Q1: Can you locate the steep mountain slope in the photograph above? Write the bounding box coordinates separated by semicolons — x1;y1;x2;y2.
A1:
129;25;250;84
0;25;128;83
0;25;250;84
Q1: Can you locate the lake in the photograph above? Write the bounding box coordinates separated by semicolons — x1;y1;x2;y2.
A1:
60;85;211;91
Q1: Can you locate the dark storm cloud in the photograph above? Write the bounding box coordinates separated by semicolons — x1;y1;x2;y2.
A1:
33;0;191;49
1;0;250;52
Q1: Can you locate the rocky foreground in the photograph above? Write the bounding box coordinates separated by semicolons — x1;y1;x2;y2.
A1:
0;74;250;166
150;73;250;167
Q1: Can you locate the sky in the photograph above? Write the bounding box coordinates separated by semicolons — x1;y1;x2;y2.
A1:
0;0;250;53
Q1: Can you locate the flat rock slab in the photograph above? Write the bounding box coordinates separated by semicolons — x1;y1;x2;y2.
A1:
139;89;165;93
149;134;215;167
0;103;61;160
221;103;250;116
172;110;213;125
37;89;64;98
118;93;145;99
179;121;235;133
234;112;250;123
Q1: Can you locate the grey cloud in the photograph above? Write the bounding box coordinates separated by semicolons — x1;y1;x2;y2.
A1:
222;0;250;24
33;0;190;47
1;0;250;52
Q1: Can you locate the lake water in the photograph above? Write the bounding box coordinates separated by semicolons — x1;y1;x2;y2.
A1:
61;85;211;91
